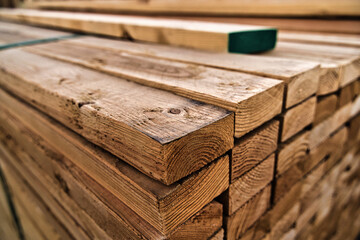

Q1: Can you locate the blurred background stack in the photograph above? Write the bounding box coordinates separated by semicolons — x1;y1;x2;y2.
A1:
0;1;359;240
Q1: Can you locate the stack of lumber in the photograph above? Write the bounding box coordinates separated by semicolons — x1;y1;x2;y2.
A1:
0;12;359;240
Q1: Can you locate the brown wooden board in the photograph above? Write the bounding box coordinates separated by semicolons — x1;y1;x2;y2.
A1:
24;39;284;138
280;96;316;142
63;36;319;109
313;94;338;125
232;120;279;182
0;89;229;235
225;154;274;215
0;48;234;185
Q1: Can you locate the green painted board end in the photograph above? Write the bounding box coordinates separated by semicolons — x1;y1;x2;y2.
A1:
228;28;277;54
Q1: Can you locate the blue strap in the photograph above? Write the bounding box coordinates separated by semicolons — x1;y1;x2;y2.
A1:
0;34;81;50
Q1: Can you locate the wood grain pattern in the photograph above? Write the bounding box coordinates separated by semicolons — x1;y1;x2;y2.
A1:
25;39;284;138
209;229;224;240
261;41;360;95
226;154;274;215
277;131;310;176
232;120;279;182
226;185;271;240
0;9;277;53
314;94;338;125
309;103;352;149
280;97;316;142
23;0;360;16
338;80;360;109
65;36;319;109
0;88;229;235
0;48;233;185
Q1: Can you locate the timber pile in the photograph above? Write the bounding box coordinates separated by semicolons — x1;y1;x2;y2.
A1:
0;11;359;240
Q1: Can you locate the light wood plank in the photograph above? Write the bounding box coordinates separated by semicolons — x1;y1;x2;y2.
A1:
232;120;279;182
261;41;360;95
0;48;233;185
165;17;360;35
280;96;316;142
0;88;229;235
23;0;360;16
278;31;360;48
226;185;271;240
209;228;224;240
226;154;274;215
0;21;71;46
25;39;284;138
0;8;277;53
65;36;319;109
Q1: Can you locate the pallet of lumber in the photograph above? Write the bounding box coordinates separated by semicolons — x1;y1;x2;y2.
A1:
0;9;278;53
0;17;359;240
22;0;360;16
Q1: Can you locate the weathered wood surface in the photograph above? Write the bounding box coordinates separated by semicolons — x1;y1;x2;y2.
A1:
338;79;360;109
280;96;316;142
261;41;360;95
314;94;338;125
232;120;278;182
210;228;224;240
226;185;271;240
25;39;284;138
226;154;274;215
0;88;229;235
0;21;71;46
23;0;360;16
0;9;277;53
65;36;319;109
0;48;234;185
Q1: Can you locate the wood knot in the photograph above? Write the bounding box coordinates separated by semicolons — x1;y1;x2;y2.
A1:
168;108;181;114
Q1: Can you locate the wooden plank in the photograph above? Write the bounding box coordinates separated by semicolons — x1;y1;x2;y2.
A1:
23;0;360;16
168;202;223;240
0;174;20;240
314;94;338;125
0;9;277;53
275;127;348;203
0;21;71;46
0;48;234;185
0;154;81;240
280;96;316;142
338;80;359;109
232;120;279;182
24;39;284;138
165;17;360;35
226;154;274;215
278;31;360;48
309;103;352;149
226;185;271;240
210;228;224;240
1;125;223;240
277;131;310;176
64;36;319;109
261;41;360;95
0;89;229;235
